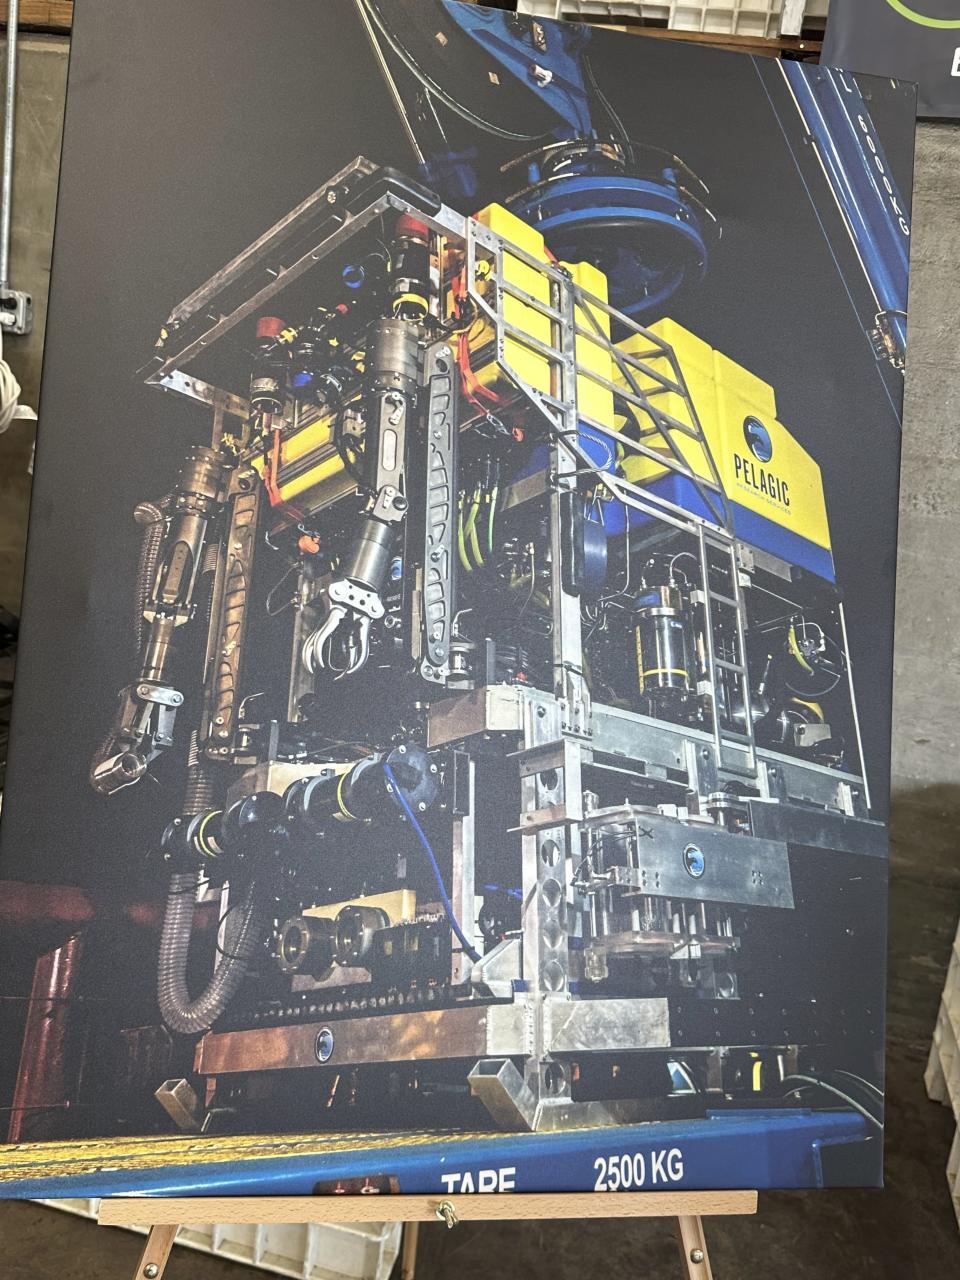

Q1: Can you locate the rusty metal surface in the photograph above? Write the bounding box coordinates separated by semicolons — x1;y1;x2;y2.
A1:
195;1004;526;1075
7;933;84;1144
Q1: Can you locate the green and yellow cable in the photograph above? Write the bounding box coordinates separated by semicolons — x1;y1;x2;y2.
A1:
457;492;472;574
466;489;484;568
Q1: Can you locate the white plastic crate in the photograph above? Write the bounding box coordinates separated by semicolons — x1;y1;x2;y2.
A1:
515;0;829;39
37;1200;401;1280
925;915;960;1228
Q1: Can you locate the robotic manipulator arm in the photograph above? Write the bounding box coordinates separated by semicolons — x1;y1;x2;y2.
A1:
90;445;230;795
300;316;416;678
301;217;427;679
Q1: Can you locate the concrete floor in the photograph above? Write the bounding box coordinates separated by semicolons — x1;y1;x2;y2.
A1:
1;31;960;1280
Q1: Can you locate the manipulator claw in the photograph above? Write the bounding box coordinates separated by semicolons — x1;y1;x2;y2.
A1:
300;516;394;678
301;578;385;676
90;680;184;794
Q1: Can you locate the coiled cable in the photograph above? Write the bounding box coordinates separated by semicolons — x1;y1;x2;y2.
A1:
0;356;22;434
132;500;166;655
157;872;262;1035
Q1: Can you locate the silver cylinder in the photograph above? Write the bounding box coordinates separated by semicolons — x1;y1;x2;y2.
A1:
277;915;335;979
335;904;388;967
344;515;394;591
369;318;418;397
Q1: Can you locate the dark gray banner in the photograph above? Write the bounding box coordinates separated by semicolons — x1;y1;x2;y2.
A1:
822;0;960;118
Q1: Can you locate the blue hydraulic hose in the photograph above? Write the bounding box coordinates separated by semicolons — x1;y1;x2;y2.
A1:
383;762;481;964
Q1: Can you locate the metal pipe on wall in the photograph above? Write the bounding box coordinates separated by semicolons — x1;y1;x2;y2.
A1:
1;0;20;290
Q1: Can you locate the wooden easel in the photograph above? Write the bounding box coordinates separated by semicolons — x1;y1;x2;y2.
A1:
100;1190;756;1280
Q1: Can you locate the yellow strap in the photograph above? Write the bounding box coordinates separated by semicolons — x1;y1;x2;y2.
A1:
393;292;428;317
791;697;824;722
787;623;814;675
336;768;359;822
195;809;224;857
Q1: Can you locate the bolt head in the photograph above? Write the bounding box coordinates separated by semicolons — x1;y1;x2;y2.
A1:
144;1266;160;1279
690;1249;705;1265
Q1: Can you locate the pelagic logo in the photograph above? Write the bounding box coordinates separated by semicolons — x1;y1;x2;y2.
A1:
734;416;790;509
744;415;772;462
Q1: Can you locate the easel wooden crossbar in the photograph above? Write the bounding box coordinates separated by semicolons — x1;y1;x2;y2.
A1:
99;1190;757;1280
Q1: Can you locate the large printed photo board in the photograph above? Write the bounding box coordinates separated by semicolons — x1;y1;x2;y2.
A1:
0;1;914;1194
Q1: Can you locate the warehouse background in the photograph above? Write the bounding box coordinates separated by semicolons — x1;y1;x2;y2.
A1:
0;5;958;1278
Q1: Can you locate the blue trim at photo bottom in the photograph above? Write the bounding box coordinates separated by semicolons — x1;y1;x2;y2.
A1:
0;1110;872;1198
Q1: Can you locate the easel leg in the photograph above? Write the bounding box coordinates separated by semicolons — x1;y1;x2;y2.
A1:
676;1216;713;1280
131;1224;179;1280
400;1220;420;1280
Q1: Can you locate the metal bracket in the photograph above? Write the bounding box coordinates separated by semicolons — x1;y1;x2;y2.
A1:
152;369;249;420
419;342;458;684
467;1058;644;1132
511;803;571;834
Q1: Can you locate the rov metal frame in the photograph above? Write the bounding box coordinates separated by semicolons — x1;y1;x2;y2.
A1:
141;155;768;789
458;213;761;779
139;158;877;1128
